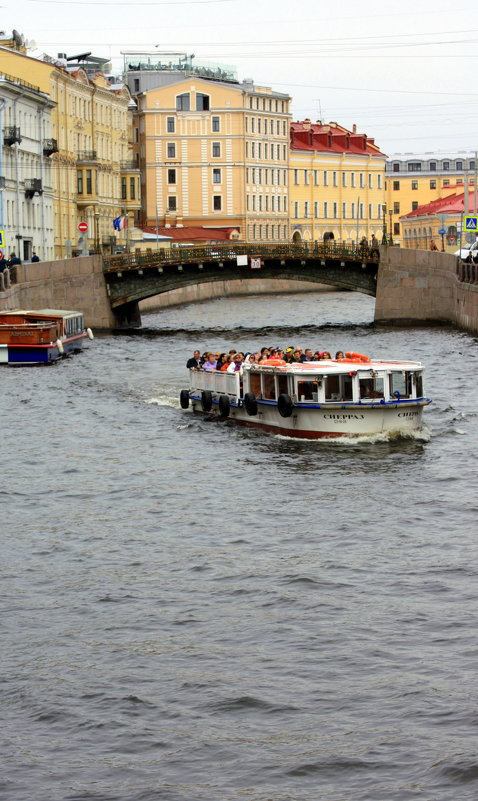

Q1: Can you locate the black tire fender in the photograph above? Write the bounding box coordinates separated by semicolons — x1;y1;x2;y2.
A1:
218;394;230;417
180;389;190;409
201;390;213;412
277;393;293;418
244;392;258;416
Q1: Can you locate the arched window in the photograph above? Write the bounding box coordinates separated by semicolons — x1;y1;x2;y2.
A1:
196;93;210;111
176;93;190;111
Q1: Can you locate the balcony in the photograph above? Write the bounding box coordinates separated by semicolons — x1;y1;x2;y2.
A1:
120;160;140;171
43;138;59;156
77;150;98;163
3;126;22;146
24;178;43;199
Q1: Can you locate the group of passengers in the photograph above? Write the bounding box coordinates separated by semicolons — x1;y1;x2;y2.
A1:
186;347;345;372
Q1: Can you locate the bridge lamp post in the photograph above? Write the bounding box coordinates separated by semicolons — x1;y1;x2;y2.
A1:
389;210;394;246
381;204;388;245
94;212;100;254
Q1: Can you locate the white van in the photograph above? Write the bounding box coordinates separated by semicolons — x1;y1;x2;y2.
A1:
455;238;478;259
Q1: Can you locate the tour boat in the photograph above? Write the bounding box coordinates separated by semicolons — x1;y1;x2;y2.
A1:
180;353;431;439
0;309;93;365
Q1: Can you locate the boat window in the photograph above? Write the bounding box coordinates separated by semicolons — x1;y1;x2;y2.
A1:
359;375;385;400
325;374;353;401
249;372;261;396
390;371;412;399
263;373;276;400
277;375;289;396
297;380;318;402
415;372;423;397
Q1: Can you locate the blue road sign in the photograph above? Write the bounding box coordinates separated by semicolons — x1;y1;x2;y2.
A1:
438;228;446;235
0;230;4;248
464;215;478;231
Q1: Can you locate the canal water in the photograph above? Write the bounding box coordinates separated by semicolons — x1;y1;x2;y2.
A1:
3;291;478;801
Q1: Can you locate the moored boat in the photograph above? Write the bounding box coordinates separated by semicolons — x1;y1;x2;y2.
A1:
180;353;431;439
0;309;93;365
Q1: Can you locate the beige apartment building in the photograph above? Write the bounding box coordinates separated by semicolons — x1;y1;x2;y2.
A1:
1;41;140;258
128;54;291;242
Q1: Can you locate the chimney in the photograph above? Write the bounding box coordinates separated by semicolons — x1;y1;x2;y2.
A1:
352;124;357;133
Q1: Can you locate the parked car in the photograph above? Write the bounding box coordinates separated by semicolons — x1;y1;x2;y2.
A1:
455;238;478;259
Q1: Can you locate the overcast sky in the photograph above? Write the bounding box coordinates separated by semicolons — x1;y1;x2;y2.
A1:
3;0;478;157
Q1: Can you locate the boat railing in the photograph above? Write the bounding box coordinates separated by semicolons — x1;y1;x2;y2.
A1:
189;368;240;396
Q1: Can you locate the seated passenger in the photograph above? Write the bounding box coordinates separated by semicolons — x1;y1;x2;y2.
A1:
321;351;332;360
186;349;203;369
335;350;344;360
227;353;244;372
215;353;227;370
202;352;217;371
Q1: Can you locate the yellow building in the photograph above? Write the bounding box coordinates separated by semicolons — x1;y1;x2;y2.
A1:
289;121;386;244
1;46;140;258
128;54;291;242
399;188;478;252
386;153;478;246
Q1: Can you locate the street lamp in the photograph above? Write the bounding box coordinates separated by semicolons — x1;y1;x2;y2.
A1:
389;209;394;246
381;203;388;245
94;212;100;253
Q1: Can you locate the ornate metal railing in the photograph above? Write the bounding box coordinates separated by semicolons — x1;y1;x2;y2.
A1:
103;242;379;273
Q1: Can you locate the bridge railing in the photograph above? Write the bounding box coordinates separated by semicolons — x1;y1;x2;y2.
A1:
103;242;379;272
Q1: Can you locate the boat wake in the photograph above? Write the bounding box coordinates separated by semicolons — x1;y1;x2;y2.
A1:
275;427;431;445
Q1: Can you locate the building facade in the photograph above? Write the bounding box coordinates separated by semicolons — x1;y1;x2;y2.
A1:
400;189;478;251
1;44;140;259
289;121;387;244
128;54;291;242
386;152;478;247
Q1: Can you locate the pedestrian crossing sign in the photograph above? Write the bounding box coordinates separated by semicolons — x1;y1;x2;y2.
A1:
464;215;478;231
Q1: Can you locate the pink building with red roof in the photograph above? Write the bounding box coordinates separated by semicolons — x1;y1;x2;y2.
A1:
400;189;478;251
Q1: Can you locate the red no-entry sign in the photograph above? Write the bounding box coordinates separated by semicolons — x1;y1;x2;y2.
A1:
78;222;88;233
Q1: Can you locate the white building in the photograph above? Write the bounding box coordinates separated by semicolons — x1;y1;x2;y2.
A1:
0;71;56;261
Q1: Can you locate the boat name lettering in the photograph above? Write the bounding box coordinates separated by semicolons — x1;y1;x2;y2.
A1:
397;411;419;418
324;413;365;420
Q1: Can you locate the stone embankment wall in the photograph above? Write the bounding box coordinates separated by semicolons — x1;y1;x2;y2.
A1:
375;247;478;334
0;256;116;329
139;278;328;312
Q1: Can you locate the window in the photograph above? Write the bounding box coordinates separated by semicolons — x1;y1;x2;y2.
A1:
134;78;140;93
304;170;309;185
86;169;92;194
176;93;190;111
258;118;261;134
394;202;400;213
314;170;319;186
443;161;450;170
393;162;400;172
368;203;373;219
324;201;328;218
294;169;299;185
196;93;210;111
343;202;347;219
359;375;384;400
212;116;220;132
251;142;255;158
333;202;338;218
429;161;436;171
470;160;476;170
342;172;347;187
351;172;356;188
412;201;419;211
213;168;221;184
167;168;176;184
430;180;436;189
368;174;373;188
408;162;422;172
130;177;135;199
411;180;418;190
390;371;412;399
213;195;222;211
378;174;382;189
167;143;176;158
333;171;337;187
443;179;450;186
393;180;400;190
325;374;353;402
167;117;175;133
359;173;364;188
456;160;463;170
168;196;177;211
393;223;400;235
212;142;221;157
304;201;309;217
77;170;83;194
294;201;299;218
323;170;328;186
314;201;319;218
351;202;355;219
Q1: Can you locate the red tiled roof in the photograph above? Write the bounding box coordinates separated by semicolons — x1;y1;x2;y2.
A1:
141;226;239;242
290;120;386;157
400;191;478;219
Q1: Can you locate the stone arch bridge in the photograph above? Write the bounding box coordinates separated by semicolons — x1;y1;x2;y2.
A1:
103;242;379;326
